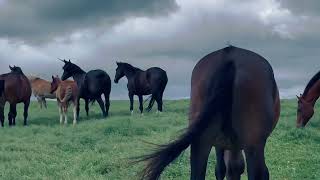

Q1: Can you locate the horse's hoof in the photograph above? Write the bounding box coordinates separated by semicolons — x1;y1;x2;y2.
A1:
141;113;144;116
131;111;134;115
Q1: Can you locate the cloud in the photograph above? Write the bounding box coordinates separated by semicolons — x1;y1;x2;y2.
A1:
279;0;320;16
0;0;319;99
0;0;178;43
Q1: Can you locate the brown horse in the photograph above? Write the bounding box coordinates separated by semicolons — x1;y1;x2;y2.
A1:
50;76;79;125
28;76;56;109
0;66;32;127
296;71;320;128
138;46;280;180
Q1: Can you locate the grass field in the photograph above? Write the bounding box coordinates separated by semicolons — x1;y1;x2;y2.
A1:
0;99;319;180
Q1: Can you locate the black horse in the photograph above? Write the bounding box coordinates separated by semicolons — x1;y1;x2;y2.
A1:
60;59;111;118
114;62;168;114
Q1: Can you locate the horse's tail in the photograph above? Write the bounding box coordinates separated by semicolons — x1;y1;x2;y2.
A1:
137;61;236;180
61;86;73;103
145;96;156;112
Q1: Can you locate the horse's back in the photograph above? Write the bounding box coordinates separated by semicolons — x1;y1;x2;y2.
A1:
0;74;31;103
30;78;52;96
191;46;279;147
85;69;111;96
146;67;168;87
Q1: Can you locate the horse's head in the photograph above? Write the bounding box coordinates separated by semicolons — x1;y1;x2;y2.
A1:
60;59;74;80
50;75;61;94
296;94;314;128
114;62;125;83
9;65;23;74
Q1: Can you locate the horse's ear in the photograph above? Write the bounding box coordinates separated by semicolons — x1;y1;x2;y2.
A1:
68;59;71;63
9;65;13;70
52;75;55;80
116;61;119;65
296;95;300;100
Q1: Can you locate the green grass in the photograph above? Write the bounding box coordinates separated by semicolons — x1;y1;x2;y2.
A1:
0;99;319;179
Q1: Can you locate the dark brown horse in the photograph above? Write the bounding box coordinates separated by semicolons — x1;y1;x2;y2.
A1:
296;71;320;128
0;80;4;96
138;46;280;180
114;62;168;114
0;66;32;127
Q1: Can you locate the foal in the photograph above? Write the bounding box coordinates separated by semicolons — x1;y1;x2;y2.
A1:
50;76;79;125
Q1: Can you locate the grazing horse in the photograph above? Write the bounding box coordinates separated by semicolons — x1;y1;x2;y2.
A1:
60;59;111;118
0;66;32;127
50;76;79;125
138;46;280;180
114;62;168;114
296;71;320;128
28;76;56;109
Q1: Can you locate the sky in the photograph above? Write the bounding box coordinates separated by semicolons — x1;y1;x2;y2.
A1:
0;0;319;99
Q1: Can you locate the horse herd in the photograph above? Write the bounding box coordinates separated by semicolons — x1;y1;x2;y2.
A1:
0;46;318;180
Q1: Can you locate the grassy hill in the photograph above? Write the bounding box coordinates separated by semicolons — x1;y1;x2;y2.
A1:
0;99;319;179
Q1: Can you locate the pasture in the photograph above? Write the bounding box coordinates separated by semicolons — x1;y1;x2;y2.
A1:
0;99;319;179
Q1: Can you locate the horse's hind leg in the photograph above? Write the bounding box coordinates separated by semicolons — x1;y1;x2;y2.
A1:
224;150;245;180
8;103;15;126
96;97;107;117
215;147;226;180
104;93;110;117
85;98;89;116
155;93;163;112
23;100;30;126
43;98;47;109
190;141;212;180
36;96;42;109
11;104;17;126
138;95;143;114
245;144;269;180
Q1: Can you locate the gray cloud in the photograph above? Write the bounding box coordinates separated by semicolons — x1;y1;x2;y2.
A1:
279;0;320;16
0;0;319;99
0;0;177;43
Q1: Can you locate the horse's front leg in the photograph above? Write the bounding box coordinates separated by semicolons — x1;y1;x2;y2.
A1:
73;101;77;125
58;101;63;124
138;95;143;115
129;92;134;115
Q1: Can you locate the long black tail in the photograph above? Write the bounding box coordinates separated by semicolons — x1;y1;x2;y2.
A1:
145;96;156;112
137;61;236;180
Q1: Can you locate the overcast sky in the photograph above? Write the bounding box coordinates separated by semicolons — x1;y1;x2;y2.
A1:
0;0;319;99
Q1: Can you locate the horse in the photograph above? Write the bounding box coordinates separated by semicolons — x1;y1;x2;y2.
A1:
60;59;111;118
28;76;56;109
114;62;168;115
296;71;320;128
137;46;280;180
0;80;4;96
0;66;32;127
50;76;79;125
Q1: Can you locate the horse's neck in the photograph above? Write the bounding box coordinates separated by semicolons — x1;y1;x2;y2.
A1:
124;67;142;81
304;80;320;105
72;73;86;85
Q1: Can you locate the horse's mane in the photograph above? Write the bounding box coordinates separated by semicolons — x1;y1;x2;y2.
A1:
303;70;320;96
118;62;143;72
67;62;86;74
